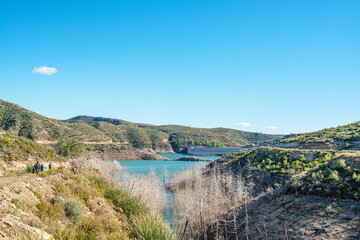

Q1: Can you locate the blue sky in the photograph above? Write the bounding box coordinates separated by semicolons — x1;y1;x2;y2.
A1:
1;0;359;134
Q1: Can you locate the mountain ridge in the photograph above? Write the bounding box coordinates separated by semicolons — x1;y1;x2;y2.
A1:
0;99;284;152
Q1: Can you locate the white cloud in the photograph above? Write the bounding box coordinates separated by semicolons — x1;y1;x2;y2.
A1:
236;122;253;127
265;126;278;130
32;66;58;75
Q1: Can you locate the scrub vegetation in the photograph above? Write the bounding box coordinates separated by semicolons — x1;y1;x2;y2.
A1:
0;131;61;162
280;121;360;150
226;147;360;200
6;160;176;240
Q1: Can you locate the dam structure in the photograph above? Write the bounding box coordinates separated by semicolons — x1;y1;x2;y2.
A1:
187;146;249;156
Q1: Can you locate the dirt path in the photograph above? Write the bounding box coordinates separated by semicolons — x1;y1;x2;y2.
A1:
0;174;35;188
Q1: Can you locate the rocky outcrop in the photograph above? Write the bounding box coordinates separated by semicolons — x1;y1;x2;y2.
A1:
0;214;52;240
275;141;335;150
80;149;168;160
174;156;210;162
0;170;132;239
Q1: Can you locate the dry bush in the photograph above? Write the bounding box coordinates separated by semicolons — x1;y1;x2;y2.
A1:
117;169;167;214
170;165;249;239
71;158;166;214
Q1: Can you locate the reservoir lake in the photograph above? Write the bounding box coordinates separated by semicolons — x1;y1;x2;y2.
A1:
117;153;220;226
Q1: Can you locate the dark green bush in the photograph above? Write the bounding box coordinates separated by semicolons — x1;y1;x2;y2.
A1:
64;199;83;224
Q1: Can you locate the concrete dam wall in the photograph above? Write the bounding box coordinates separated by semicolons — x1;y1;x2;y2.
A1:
187;146;249;156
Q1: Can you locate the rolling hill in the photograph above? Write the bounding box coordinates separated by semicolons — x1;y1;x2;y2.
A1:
0;100;110;143
64;116;285;151
0;99;285;152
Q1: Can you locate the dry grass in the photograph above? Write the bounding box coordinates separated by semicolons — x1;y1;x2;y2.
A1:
169;165;249;239
116;169;167;214
71;157;174;239
72;157;166;214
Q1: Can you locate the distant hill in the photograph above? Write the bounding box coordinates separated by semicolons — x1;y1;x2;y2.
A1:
65;116;285;151
277;122;360;150
0;100;110;143
0;99;284;152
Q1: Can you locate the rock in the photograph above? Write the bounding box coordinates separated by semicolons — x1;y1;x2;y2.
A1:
0;214;52;240
173;156;210;162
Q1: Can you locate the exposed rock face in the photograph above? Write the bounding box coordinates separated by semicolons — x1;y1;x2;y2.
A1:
141;148;174;154
80;149;168;160
275;141;335;150
276;139;360;151
0;214;52;240
0;171;130;239
0;176;55;239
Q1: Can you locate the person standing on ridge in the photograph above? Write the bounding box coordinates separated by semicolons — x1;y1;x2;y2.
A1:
49;163;52;170
40;164;44;172
35;161;40;174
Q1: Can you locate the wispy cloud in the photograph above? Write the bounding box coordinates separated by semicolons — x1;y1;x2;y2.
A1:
265;126;278;130
236;122;253;127
32;66;58;75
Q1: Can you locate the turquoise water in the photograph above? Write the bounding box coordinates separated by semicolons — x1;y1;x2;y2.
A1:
157;152;220;161
118;157;210;227
118;159;207;179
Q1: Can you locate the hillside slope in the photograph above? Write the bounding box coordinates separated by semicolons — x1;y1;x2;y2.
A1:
0;100;285;152
0;100;109;143
277;121;360;150
65;115;284;151
0;131;62;163
0;166;174;239
198;147;360;239
220;147;360;200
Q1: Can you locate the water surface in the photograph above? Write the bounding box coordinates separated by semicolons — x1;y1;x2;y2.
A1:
117;157;211;227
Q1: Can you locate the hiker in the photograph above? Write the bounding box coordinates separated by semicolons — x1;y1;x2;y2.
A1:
40;164;45;172
49;163;52;170
32;165;35;174
35;161;40;174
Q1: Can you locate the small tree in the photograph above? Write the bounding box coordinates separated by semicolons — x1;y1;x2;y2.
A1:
336;160;347;171
57;138;83;157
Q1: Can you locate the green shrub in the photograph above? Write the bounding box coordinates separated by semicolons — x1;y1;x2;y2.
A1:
64;199;83;224
57;138;83;157
327;170;340;182
76;217;104;239
131;213;176;240
26;164;34;173
104;188;148;217
353;173;360;182
36;201;65;222
87;173;176;238
355;192;360;201
336;160;347;171
88;174;149;217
